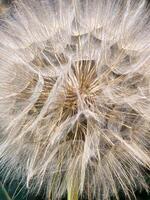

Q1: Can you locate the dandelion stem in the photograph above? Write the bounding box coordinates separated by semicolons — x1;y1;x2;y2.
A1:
67;184;78;200
0;182;12;200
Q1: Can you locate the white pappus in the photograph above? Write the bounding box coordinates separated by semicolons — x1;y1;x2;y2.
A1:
0;0;150;199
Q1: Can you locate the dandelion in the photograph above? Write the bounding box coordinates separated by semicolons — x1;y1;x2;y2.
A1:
0;0;150;199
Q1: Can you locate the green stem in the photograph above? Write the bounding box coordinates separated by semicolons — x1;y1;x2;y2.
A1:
67;184;78;200
0;182;12;200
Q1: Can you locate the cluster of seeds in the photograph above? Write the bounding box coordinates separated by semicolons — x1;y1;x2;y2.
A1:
0;0;150;199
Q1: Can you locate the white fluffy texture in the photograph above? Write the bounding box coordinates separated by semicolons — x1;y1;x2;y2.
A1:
0;0;150;199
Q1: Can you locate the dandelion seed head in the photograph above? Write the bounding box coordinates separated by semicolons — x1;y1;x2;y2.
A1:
0;0;150;199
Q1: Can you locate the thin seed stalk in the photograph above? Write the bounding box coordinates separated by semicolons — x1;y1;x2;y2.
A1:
67;182;79;200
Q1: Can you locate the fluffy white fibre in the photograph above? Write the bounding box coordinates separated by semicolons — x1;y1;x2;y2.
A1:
0;0;150;199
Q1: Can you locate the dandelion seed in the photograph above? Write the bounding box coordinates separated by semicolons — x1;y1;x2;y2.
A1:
0;0;150;199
